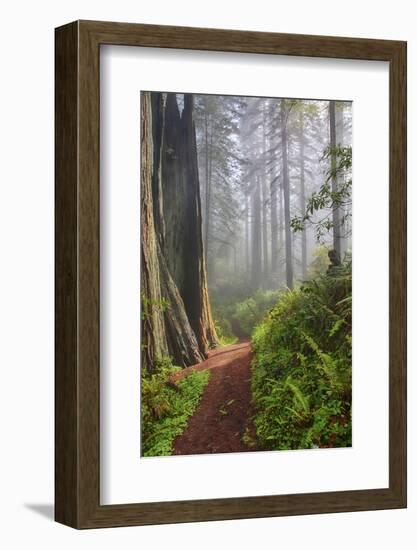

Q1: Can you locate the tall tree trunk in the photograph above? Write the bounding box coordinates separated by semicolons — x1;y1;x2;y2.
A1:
141;93;169;372
299;111;307;280
336;102;346;256
269;101;279;277
270;172;278;275
245;194;250;274
203;109;211;264
141;92;218;371
181;94;218;352
262;105;269;286
207;130;214;278
251;177;262;288
280;101;293;289
261;178;269;287
278;180;284;285
329;100;342;260
336;102;344;146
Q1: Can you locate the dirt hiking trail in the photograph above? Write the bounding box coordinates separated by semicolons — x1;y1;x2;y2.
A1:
172;342;257;455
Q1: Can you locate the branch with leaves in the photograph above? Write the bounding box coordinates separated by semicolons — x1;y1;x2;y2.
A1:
291;145;352;243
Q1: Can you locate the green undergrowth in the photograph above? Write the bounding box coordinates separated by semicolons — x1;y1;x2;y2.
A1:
211;287;283;342
251;260;352;451
214;315;238;346
233;289;281;335
141;358;210;457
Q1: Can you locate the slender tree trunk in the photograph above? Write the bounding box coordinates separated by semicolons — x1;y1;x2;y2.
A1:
261;178;269;286
299;111;307;280
270;172;278;275
207;130;214;277
336;102;345;146
262;105;269;286
329;100;342;259
204;109;211;264
251;177;262;288
231;244;237;273
280;101;293;289
336;102;346;256
278;180;284;285
245;194;250;274
269;101;279;277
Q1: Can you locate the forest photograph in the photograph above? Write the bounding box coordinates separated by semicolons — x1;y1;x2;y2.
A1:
140;90;352;457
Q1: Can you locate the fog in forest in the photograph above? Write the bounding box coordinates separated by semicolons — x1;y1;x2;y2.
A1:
192;94;352;340
141;91;352;456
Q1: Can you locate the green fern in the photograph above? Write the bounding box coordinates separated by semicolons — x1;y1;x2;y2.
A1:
251;258;352;451
285;377;310;414
141;360;210;457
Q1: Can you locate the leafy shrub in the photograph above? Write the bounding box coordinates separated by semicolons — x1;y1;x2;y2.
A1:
307;245;330;279
141;357;210;456
233;289;282;335
251;261;352;450
214;315;238;346
210;279;253;341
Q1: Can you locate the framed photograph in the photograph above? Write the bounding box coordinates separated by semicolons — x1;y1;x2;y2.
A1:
55;20;406;528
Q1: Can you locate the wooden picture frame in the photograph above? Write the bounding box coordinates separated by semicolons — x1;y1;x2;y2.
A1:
55;20;407;529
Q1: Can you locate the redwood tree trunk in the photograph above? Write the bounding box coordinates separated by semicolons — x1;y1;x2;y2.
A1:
141;92;218;371
141;93;169;372
329;100;342;260
335;102;346;256
261;177;269;286
251;177;262;288
261;106;269;286
299;111;307;280
245;194;250;274
280;101;293;289
204;109;211;263
270;172;278;275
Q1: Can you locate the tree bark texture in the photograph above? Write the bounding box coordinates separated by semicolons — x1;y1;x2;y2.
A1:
335;102;346;256
329;100;342;259
203;109;211;263
141;92;218;371
141;93;169;372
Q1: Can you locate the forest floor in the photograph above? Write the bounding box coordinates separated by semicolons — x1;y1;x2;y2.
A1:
171;342;258;455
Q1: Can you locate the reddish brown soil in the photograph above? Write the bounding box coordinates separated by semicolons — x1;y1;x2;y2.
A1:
172;342;257;456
